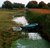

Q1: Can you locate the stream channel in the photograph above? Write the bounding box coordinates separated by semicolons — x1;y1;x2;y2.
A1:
11;16;50;48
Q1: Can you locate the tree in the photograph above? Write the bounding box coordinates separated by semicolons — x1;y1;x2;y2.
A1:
13;3;19;8
13;3;25;8
47;3;50;9
26;1;38;8
38;1;47;9
2;1;13;9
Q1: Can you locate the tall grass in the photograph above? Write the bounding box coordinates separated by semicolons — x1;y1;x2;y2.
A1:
0;9;26;48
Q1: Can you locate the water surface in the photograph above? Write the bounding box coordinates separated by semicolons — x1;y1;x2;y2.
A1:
11;16;50;48
12;16;42;40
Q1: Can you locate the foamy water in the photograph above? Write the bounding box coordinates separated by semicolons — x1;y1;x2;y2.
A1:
12;16;42;40
12;16;28;26
28;33;42;40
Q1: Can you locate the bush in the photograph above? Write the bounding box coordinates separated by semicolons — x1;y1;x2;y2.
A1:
13;3;25;8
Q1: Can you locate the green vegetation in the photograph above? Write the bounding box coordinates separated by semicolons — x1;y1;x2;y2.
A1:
13;3;25;9
1;0;50;9
25;10;50;41
38;1;47;9
2;0;25;9
26;1;38;8
26;1;50;9
2;1;13;9
47;3;50;9
0;9;27;48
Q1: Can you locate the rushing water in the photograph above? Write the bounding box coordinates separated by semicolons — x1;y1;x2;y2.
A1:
11;16;50;48
12;16;42;40
28;33;42;40
12;16;43;48
12;16;28;26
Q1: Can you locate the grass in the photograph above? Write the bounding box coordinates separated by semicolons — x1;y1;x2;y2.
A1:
0;10;17;48
0;9;25;31
0;9;26;48
0;10;16;31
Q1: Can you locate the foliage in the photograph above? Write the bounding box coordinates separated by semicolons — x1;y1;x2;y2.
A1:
13;3;25;8
25;10;50;41
2;1;25;9
26;1;38;8
0;9;25;48
2;1;13;9
38;1;47;9
26;1;50;9
47;3;50;9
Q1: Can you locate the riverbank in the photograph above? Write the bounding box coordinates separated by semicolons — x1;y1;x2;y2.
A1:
0;9;26;48
26;10;50;41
